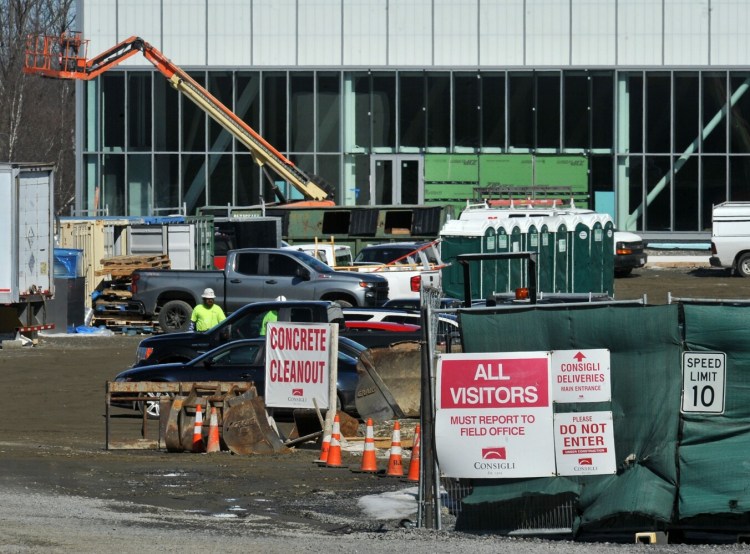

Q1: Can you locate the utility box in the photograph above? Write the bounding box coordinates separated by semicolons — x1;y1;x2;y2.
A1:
0;163;55;335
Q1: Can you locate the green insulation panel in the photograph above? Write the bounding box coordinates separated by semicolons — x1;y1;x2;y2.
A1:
479;155;533;188
424;154;479;182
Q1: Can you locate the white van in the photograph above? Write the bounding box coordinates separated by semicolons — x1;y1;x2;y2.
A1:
710;202;750;276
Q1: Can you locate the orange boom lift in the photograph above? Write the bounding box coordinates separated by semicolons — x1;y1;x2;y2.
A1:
24;33;335;206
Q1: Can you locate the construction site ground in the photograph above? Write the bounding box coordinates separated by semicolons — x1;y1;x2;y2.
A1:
2;265;750;552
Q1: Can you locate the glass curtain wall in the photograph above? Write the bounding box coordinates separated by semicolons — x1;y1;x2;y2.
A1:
83;68;750;232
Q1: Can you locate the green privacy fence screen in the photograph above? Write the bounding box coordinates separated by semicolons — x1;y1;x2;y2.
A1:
452;302;749;539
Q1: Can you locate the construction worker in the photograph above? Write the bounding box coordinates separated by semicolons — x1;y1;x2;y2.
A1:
189;288;226;332
260;295;286;335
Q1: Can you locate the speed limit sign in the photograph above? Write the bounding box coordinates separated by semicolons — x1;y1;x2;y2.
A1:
681;352;726;414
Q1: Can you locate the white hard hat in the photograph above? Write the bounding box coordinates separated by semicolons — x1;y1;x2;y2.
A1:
202;288;216;299
276;295;287;301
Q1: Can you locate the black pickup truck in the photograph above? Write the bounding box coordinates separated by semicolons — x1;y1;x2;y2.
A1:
133;300;344;366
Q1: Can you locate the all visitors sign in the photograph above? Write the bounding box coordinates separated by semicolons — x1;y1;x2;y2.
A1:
436;350;616;479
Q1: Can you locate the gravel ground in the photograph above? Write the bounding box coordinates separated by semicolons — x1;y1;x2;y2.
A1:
3;266;750;551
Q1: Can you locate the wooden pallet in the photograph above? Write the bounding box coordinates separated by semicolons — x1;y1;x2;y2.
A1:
95;254;171;277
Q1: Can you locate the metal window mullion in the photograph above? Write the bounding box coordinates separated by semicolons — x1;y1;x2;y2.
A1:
395;70;400;152
151;72;156;215
725;71;730;203
478;71;483;150
504;70;509;151
450;70;454;151
669;70;674;232
698;70;704;223
313;70;318;173
641;71;646;230
560;70;565;152
233;69;237;205
124;71;129;215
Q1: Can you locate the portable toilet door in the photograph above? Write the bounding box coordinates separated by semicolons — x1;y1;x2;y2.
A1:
439;219;492;300
494;221;511;294
515;219;535;289
523;218;544;291
537;221;555;293
481;224;498;300
589;219;605;293
508;222;524;292
602;219;615;296
550;217;569;293
572;217;593;293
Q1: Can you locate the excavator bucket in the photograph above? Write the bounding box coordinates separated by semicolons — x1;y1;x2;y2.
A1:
222;389;290;455
355;342;422;422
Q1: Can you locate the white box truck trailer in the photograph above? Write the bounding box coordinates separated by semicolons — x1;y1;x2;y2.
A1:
710;201;750;277
0;163;55;337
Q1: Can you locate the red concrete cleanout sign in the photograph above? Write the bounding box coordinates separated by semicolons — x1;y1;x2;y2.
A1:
264;322;332;409
435;352;556;478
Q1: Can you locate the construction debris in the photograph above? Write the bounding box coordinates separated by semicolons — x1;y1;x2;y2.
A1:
95;254;171;278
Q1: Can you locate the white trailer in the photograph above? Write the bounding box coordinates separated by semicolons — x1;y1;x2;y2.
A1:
710;201;750;276
0;164;55;338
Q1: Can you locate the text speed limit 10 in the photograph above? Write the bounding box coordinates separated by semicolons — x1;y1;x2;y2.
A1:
681;351;726;414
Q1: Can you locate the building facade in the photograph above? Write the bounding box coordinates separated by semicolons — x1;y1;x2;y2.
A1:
78;0;750;235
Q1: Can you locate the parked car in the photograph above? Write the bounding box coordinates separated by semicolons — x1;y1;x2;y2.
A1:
353;241;442;266
382;297;463;310
614;231;647;277
339;320;423;348
342;307;459;342
114;336;367;418
132;247;389;332
133;300;345;366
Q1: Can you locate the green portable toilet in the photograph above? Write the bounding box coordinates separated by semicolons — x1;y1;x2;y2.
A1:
548;216;569;293
537;221;555;293
521;218;544;290
481;223;498;297
439;219;494;300
572;216;593;293
508;222;523;291
494;221;511;294
602;219;615;296
589;218;605;293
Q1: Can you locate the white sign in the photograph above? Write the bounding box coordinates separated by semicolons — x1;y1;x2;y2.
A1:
554;411;616;476
264;322;332;409
551;349;611;403
681;351;726;414
435;352;556;478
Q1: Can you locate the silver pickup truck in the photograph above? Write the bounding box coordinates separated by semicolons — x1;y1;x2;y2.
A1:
131;248;389;332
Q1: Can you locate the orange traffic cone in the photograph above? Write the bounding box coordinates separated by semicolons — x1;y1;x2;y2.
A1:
358;418;378;473
192;403;204;453
314;431;331;464
385;421;404;477
206;406;220;453
407;424;421;482
325;415;345;468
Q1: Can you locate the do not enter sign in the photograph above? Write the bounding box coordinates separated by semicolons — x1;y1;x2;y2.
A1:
681;351;726;414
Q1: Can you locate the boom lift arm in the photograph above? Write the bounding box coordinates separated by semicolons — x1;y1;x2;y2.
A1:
23;33;334;204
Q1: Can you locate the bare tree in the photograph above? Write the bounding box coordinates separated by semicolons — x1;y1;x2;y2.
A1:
0;0;76;214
